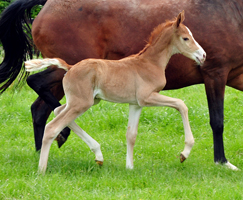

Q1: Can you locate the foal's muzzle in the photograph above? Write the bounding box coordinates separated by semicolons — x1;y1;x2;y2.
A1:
195;49;206;65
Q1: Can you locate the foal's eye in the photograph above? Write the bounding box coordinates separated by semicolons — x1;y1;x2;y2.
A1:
183;37;189;41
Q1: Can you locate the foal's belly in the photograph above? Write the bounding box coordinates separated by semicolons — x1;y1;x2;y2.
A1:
93;88;138;104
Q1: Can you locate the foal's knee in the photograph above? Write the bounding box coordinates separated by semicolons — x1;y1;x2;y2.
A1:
42;124;58;143
176;99;188;113
53;104;66;116
126;128;137;145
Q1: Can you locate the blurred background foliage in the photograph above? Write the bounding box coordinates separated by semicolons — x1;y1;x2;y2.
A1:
0;0;11;13
0;0;42;18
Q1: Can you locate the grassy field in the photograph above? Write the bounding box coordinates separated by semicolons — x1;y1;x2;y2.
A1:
0;75;243;199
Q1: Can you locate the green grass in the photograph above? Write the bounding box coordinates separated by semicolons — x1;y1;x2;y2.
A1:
0;81;243;199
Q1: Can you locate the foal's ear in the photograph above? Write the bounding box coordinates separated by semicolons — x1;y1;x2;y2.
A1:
175;11;185;28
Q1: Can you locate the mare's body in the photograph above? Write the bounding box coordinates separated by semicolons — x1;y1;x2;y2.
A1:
0;0;243;169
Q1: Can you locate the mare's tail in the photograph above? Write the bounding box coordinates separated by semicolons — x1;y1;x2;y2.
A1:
0;0;47;93
25;58;71;72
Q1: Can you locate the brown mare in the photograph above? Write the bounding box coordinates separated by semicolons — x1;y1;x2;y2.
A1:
25;12;206;173
0;0;243;170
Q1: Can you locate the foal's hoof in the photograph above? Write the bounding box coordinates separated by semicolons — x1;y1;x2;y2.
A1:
180;153;186;163
95;160;103;166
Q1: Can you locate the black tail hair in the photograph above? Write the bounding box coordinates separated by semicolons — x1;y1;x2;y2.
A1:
0;0;47;93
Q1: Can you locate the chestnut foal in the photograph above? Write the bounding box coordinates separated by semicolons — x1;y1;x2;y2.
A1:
25;11;206;174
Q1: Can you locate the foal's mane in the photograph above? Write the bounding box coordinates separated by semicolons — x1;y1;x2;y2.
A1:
138;19;175;56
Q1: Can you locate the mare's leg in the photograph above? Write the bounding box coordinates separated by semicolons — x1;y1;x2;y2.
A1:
126;104;142;169
203;76;226;164
141;92;194;161
54;105;104;165
202;69;238;170
31;97;52;151
27;67;70;151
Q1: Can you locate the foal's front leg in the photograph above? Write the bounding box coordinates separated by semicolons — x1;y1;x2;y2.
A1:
126;104;142;169
141;92;195;162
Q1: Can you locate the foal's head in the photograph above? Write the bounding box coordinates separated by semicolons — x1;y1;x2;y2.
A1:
171;11;206;65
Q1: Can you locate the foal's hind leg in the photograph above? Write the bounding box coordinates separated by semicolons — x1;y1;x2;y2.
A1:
54;106;104;166
141;92;195;162
39;104;88;174
69;122;104;165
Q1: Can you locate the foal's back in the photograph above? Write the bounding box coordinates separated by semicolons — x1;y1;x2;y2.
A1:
64;56;154;104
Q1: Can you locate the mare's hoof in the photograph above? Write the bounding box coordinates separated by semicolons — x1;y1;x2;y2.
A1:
55;134;67;148
55;127;71;148
180;153;186;163
95;160;103;166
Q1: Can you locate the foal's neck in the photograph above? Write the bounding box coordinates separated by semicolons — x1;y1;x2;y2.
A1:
140;27;176;69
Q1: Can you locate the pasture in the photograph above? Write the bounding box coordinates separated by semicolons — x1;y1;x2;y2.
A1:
0;60;243;198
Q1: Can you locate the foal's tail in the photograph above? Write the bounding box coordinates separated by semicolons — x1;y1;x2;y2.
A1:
25;58;72;72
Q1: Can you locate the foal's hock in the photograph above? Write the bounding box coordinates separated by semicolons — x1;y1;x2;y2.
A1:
25;11;206;174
